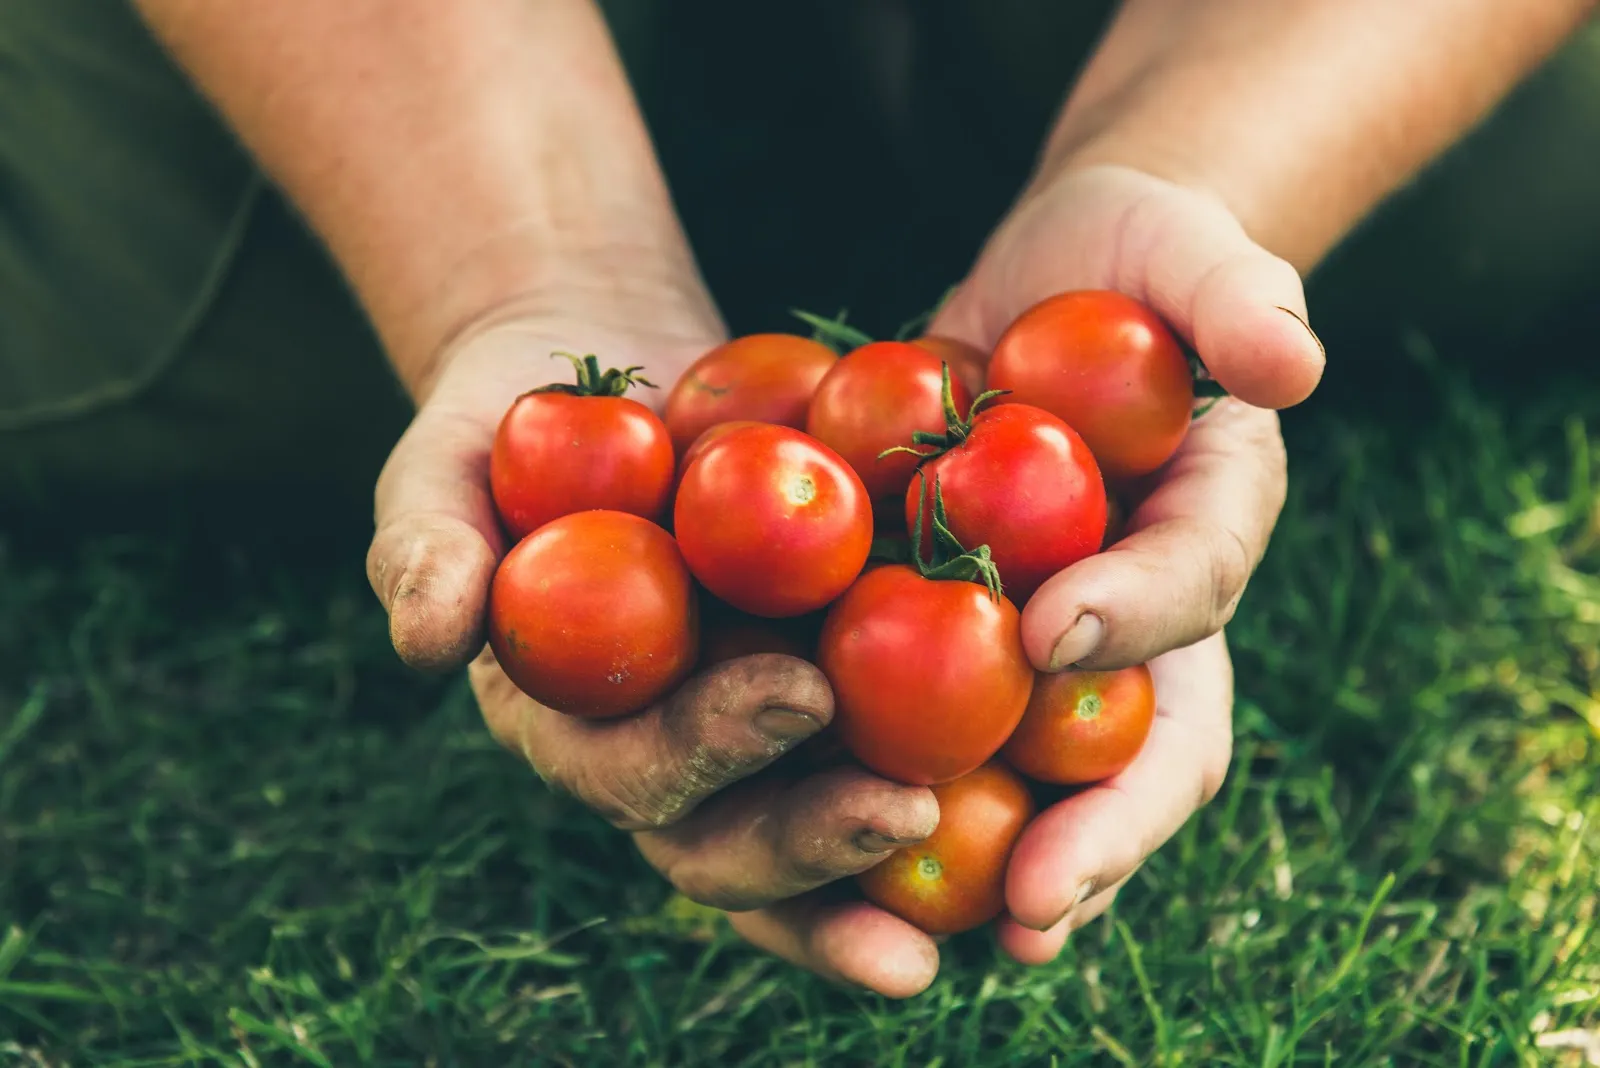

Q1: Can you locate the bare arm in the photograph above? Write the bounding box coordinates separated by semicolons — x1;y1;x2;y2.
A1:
1045;0;1598;270
132;0;712;397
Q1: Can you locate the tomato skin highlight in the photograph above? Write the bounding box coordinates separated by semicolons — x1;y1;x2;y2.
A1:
1002;664;1156;785
806;341;975;502
856;762;1036;935
663;334;839;454
910;335;988;396
488;510;698;719
490;391;674;541
907;404;1106;606
670;419;768;506
674;424;872;618
818;565;1034;786
987;290;1193;480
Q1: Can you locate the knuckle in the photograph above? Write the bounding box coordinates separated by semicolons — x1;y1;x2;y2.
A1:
783;832;847;888
570;761;694;832
1203;521;1255;630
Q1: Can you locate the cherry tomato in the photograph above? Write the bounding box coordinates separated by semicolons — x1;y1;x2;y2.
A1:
856;762;1036;935
910;335;987;396
698;596;821;667
818;564;1034;785
987;290;1193;480
674;424;872;618
907;401;1106;606
488;510;698;718
670;419;768;504
663;334;839;454
490;354;674;540
806;341;974;502
1001;664;1156;785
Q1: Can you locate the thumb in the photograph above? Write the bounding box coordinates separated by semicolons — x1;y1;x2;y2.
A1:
366;327;542;673
1129;187;1324;409
928;167;1325;410
366;396;504;672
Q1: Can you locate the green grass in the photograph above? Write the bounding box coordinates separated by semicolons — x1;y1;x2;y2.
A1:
1;339;1597;1066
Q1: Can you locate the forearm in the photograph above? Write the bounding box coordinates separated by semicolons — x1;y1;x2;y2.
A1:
1045;0;1597;270
133;0;704;397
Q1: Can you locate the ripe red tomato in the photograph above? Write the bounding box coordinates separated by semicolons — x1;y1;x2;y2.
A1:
663;334;839;454
1001;664;1156;785
488;510;697;718
910;335;987;396
697;597;821;667
490;354;675;540
907;401;1106;606
674;424;872;618
987;290;1193;480
856;762;1036;935
670;419;768;505
806;341;975;501
818;564;1034;785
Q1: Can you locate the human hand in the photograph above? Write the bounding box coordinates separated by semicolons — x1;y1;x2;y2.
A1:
947;163;1305;961
725;164;1307;987
364;285;940;993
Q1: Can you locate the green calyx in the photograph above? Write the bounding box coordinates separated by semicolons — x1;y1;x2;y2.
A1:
891;285;960;341
1185;345;1228;418
877;363;1008;467
533;351;657;398
907;470;1004;601
789;308;875;355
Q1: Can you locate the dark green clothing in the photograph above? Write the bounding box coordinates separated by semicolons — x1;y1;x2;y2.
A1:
3;2;1599;511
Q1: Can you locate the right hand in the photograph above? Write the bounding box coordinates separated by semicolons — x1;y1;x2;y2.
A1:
365;286;943;997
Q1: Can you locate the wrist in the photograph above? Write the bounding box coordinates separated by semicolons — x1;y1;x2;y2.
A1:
392;230;722;405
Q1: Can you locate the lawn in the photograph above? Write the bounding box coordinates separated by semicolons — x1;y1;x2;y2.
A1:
1;334;1597;1066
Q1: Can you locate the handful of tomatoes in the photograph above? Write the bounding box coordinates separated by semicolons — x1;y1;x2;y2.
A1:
484;291;1200;938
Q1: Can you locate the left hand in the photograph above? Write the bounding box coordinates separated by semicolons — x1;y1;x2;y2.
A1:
728;163;1313;989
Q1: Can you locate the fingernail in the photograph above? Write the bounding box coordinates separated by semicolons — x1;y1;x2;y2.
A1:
754;706;823;744
1275;306;1325;359
381;536;429;612
1048;613;1104;671
854;830;920;855
1044;878;1099;931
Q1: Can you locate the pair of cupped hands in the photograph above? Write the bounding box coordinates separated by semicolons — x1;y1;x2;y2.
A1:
366;165;1325;998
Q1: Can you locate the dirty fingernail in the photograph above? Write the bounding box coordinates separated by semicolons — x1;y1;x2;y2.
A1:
754;706;824;744
1049;613;1104;671
854;830;920;855
1046;878;1099;931
1275;305;1325;358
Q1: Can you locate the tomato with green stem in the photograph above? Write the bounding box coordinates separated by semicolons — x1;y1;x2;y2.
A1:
856;762;1036;935
818;477;1034;785
986;290;1194;480
1001;663;1156;785
490;353;675;540
895;368;1106;606
488;510;698;718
